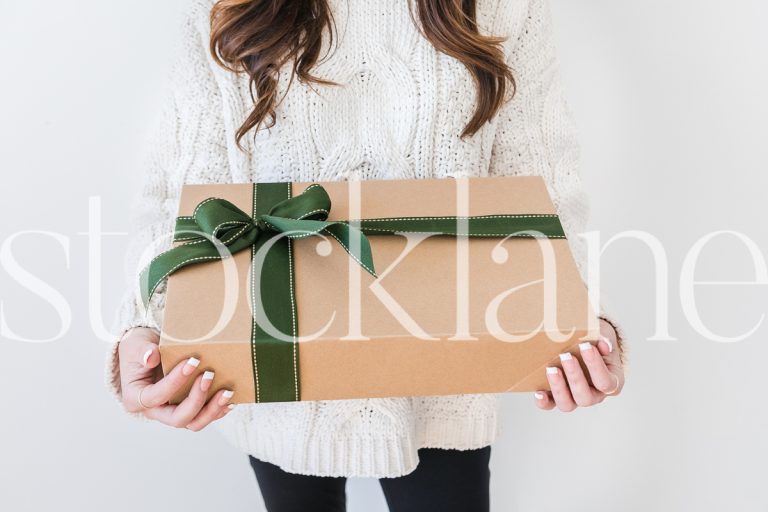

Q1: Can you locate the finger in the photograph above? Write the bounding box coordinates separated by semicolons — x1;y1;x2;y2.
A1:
214;405;234;421
533;391;555;410
579;342;620;396
121;328;160;365
546;366;577;412
597;335;622;368
142;404;178;424
140;344;161;370
168;372;214;429
559;352;600;407
128;342;160;373
185;388;235;432
141;384;228;428
137;357;201;409
597;335;615;357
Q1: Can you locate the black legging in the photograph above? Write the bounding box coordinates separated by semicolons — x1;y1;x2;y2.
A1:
250;447;491;512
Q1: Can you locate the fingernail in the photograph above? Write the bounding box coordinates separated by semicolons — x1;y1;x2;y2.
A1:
599;335;614;353
201;371;215;391
534;392;545;400
578;342;594;352
142;349;153;366
227;404;235;410
182;357;201;376
219;390;234;406
559;352;573;362
546;366;559;375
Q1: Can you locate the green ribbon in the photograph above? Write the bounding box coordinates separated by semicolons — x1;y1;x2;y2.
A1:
139;182;566;403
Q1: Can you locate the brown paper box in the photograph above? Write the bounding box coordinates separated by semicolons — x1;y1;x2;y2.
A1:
159;176;599;404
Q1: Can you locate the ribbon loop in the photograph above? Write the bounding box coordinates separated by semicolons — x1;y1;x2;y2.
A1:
194;199;256;242
268;184;332;222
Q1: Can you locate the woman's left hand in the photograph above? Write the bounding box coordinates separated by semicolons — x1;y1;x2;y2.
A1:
534;319;624;412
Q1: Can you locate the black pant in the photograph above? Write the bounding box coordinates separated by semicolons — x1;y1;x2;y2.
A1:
250;447;491;512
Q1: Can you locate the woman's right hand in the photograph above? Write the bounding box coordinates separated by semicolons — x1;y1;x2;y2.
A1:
118;327;234;431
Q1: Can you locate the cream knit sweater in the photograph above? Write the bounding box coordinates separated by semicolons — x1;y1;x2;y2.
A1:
108;0;622;478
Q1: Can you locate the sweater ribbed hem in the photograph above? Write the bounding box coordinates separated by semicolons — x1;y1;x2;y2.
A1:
215;407;498;478
416;408;498;451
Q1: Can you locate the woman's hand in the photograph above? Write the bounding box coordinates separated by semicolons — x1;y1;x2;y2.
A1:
534;319;624;412
118;327;234;431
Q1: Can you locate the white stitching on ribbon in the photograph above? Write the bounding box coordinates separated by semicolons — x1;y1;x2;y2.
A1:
251;185;261;404
287;183;299;401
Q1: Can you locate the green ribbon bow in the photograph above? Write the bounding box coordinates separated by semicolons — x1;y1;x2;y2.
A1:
140;184;375;307
140;182;566;403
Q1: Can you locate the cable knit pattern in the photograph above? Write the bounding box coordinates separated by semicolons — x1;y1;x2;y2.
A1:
107;0;624;478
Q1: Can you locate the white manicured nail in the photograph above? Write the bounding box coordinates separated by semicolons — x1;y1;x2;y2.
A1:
559;352;573;362
546;367;559;375
579;342;594;352
599;336;614;353
200;371;215;391
219;390;235;406
534;392;545;400
182;357;201;376
227;404;235;410
142;349;152;366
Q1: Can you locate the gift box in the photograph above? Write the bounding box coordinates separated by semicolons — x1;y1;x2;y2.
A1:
146;176;599;404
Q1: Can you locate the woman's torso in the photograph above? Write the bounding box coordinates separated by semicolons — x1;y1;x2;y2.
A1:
164;0;545;479
180;0;526;188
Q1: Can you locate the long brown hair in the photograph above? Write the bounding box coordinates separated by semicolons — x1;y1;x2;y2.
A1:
210;0;514;148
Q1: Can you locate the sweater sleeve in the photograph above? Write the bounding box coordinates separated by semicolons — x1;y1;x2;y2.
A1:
106;0;230;403
488;0;626;352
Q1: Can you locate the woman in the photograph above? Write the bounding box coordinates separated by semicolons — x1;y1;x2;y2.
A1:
108;0;625;510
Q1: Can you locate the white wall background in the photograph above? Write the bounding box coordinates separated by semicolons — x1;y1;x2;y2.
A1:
1;1;766;510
